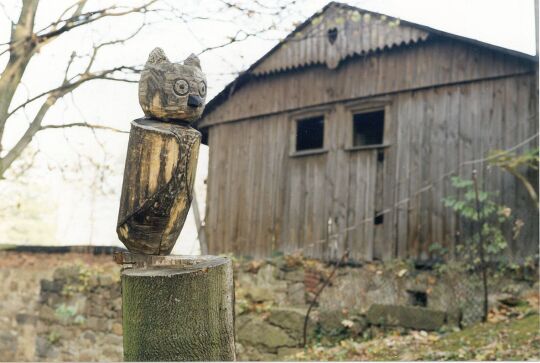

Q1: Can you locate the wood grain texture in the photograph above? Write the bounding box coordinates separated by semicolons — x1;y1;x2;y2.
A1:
117;118;201;255
122;255;235;361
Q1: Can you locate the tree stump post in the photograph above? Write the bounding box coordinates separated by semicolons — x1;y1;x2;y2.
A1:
117;253;235;361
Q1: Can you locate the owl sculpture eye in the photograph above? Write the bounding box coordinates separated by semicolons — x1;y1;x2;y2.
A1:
198;81;206;97
173;79;189;96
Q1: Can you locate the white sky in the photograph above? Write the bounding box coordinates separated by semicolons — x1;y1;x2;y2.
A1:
0;0;536;252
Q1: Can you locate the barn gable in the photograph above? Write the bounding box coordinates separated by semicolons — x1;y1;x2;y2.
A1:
252;4;429;74
198;2;536;131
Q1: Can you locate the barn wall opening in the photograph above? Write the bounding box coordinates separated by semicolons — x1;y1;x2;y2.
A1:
352;110;384;146
407;290;428;307
295;115;325;151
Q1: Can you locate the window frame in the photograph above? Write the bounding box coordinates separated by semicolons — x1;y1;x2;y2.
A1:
289;106;332;157
344;99;391;152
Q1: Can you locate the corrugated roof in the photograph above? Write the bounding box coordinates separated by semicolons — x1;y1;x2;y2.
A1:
197;1;537;129
252;5;429;75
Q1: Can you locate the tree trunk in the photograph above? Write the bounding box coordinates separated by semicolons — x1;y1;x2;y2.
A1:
117;118;201;255
121;254;236;361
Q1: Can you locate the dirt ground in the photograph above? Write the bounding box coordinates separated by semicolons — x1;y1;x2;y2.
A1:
296;292;540;361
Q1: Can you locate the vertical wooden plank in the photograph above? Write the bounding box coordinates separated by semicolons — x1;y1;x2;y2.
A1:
323;106;338;260
430;87;446;254
205;127;217;253
348;151;374;261
457;83;475;250
254;119;269;257
228;123;243;255
333;104;351;260
278;115;293;254
418;89;434;259
270;114;284;254
215;125;229;254
372;149;385;260
380;93;399;259
346;150;358;260
502;77;519;259
406;91;421;258
267;114;281;255
444;84;461;257
395;92;411;259
364;150;377;260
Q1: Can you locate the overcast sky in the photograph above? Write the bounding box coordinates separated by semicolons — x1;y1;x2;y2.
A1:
0;0;536;251
1;0;534;155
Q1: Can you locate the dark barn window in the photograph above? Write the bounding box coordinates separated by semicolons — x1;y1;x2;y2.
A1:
353;110;384;146
296;116;324;151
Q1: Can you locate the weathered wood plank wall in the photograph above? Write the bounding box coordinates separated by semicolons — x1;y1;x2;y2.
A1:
203;39;538;262
200;39;533;128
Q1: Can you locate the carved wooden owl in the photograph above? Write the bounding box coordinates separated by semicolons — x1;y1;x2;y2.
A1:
139;48;207;122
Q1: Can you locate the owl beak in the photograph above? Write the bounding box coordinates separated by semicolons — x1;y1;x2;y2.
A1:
187;94;203;108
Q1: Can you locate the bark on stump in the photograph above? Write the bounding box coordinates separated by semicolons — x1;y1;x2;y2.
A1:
121;254;235;361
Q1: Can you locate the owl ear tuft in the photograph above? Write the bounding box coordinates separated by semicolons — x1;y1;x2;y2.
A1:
183;53;201;69
146;47;170;65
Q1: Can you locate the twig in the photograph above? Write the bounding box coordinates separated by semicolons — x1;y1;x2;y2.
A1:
40;122;128;133
472;169;488;322
302;249;349;347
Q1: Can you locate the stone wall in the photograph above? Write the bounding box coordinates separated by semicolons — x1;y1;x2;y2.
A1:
0;251;121;362
0;250;537;361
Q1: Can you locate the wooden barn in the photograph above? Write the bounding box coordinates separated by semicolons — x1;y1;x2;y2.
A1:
196;2;539;262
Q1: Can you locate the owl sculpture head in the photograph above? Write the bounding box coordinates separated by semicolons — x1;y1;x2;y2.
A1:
139;48;207;123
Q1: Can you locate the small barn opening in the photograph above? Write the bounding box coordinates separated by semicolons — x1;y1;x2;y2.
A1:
353;110;384;146
407;290;428;307
296;116;324;151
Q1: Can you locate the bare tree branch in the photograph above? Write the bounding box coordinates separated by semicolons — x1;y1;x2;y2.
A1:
1;0;157;53
7;65;139;118
40;122;128;134
84;21;147;73
0;62;136;175
0;0;298;179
